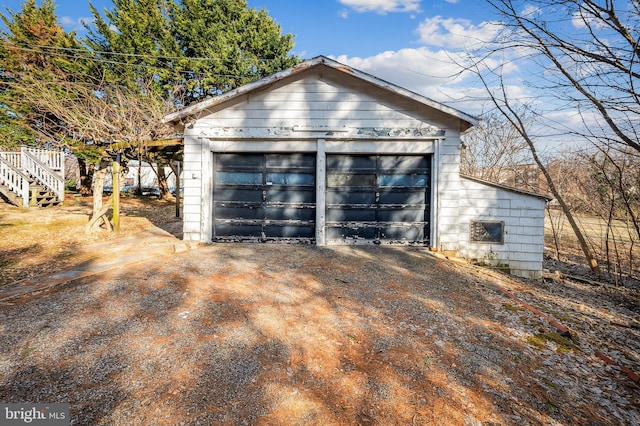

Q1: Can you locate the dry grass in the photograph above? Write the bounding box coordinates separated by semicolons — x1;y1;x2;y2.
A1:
545;208;640;282
0;194;177;287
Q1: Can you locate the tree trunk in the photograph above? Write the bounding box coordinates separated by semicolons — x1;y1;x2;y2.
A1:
156;164;170;200
86;164;111;232
112;159;121;233
478;74;602;275
169;161;181;218
78;158;93;195
517;126;601;275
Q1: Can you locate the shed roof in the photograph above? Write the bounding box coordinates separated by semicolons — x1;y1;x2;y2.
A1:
163;55;479;130
461;174;553;201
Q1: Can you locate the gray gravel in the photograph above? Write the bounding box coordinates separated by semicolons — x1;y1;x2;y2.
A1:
0;244;638;425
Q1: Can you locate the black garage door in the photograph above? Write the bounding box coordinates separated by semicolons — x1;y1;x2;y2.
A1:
326;155;431;245
212;153;316;242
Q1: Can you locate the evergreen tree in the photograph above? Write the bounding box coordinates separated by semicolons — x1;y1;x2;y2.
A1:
86;0;177;97
172;0;299;103
0;0;85;149
88;0;300;106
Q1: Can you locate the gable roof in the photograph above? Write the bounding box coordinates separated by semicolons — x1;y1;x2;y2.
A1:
163;55;479;130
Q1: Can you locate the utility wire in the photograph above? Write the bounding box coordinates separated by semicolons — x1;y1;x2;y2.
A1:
3;42;273;77
2;41;283;62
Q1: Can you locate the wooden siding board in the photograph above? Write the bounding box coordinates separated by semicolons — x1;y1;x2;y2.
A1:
197;118;439;129
181;133;205;241
457;177;546;277
201;140;317;153
194;74;449;135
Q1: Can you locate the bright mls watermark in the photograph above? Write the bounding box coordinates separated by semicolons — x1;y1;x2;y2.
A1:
1;404;69;425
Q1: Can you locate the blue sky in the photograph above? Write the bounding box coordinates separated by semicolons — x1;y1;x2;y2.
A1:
0;1;489;58
1;0;500;111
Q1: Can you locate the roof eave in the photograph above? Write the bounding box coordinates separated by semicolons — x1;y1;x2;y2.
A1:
460;174;552;201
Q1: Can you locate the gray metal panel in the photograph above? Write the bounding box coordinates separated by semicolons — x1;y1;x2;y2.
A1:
213;153;316;242
326;154;431;245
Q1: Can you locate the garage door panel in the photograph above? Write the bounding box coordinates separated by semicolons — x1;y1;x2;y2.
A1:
266;153;315;168
266;207;315;221
327;225;377;241
217;153;263;168
378;208;425;222
214;189;263;202
214;224;263;238
327;155;376;170
267;188;315;204
266;224;315;238
327;208;377;222
326;191;376;205
378;155;429;169
215;206;264;220
381;226;425;240
378;190;427;205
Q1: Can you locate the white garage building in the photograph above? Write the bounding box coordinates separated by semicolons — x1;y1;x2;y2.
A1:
163;56;548;278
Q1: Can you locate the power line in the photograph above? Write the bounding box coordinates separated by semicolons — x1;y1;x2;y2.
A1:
3;41;283;63
2;42;279;78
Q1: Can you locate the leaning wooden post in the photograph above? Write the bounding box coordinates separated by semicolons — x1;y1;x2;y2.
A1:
170;161;181;218
112;154;121;233
174;161;181;218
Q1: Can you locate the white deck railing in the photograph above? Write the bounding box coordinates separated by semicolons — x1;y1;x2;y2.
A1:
23;147;64;173
22;150;65;201
0;155;31;208
0;147;65;206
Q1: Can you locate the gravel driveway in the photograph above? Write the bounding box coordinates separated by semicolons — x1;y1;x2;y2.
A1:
0;244;638;425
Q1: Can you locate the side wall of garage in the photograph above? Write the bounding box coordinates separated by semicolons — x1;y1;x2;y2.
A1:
457;176;547;279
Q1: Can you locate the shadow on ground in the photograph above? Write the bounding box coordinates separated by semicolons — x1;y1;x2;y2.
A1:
0;244;637;425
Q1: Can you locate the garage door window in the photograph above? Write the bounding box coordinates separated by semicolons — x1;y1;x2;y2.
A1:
379;174;428;187
216;172;262;185
267;173;315;186
328;173;376;187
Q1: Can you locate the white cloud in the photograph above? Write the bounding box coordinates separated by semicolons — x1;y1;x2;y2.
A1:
338;0;421;14
59;16;95;31
445;0;460;3
416;16;502;49
571;9;608;30
338;9;350;19
333;48;488;111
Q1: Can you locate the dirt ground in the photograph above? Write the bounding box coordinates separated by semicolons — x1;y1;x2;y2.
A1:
0;197;639;425
0;195;179;287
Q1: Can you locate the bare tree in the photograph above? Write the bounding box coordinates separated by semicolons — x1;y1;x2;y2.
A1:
461;108;533;188
473;68;602;274
9;74;176;229
485;0;640;155
466;0;640;275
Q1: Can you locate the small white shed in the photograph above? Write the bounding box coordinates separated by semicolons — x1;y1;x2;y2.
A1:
164;56;547;278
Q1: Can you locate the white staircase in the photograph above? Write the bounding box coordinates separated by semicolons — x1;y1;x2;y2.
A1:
0;147;65;208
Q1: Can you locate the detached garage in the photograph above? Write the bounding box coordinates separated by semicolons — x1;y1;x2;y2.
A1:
164;56;547;278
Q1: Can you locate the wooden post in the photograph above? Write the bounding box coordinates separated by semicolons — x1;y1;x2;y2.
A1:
170;161;181;218
112;155;121;233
